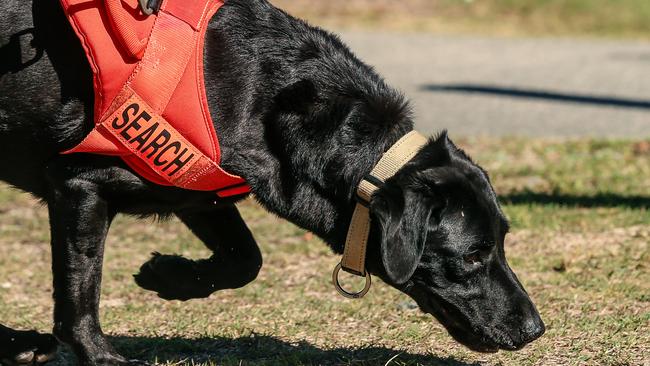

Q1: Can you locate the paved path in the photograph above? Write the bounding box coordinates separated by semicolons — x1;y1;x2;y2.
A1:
339;32;650;138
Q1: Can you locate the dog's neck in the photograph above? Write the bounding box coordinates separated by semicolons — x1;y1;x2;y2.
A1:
203;0;413;252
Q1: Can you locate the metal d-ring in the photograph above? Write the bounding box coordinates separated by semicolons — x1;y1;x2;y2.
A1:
332;263;372;299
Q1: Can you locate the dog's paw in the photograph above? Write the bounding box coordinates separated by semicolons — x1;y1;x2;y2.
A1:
0;329;58;365
133;252;215;301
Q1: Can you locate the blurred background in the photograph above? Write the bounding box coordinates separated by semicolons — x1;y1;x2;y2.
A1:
275;0;650;137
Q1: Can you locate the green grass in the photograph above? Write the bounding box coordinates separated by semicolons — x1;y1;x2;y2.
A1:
0;138;649;365
272;0;650;38
460;138;650;231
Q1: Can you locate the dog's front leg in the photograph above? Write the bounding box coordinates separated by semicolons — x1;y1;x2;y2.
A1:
134;204;263;301
46;174;141;365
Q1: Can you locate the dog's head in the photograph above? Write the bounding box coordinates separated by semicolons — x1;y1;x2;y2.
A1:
366;132;544;352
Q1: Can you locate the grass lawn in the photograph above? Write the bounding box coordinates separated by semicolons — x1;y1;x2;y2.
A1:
0;138;648;365
271;0;650;39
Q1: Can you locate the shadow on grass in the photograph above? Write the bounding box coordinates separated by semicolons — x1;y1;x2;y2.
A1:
103;334;477;366
500;192;650;209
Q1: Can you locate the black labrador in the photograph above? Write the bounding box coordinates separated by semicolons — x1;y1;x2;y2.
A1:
0;0;545;364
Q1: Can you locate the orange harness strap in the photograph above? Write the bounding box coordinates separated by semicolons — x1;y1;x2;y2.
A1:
59;0;250;197
104;0;147;59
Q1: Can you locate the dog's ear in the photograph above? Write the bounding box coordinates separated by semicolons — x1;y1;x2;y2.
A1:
275;79;317;114
371;180;437;284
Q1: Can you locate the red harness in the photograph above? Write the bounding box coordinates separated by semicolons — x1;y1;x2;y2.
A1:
59;0;250;197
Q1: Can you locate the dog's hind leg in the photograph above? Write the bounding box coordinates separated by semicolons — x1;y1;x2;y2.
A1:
0;325;58;365
134;204;263;301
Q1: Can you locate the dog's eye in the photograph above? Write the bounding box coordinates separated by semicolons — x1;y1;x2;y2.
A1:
463;251;482;265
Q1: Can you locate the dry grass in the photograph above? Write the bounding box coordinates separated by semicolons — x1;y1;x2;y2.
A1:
0;138;649;365
271;0;650;39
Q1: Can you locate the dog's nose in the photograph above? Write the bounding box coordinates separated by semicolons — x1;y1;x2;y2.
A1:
521;312;545;342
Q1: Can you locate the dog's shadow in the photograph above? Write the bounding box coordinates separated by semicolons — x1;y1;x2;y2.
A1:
52;334;478;365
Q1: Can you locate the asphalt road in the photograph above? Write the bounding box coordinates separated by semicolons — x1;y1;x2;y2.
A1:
339;32;650;138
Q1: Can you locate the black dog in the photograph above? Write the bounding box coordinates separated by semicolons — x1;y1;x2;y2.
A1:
0;0;545;364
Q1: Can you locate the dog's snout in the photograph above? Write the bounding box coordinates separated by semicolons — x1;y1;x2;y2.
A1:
521;313;545;342
513;302;545;348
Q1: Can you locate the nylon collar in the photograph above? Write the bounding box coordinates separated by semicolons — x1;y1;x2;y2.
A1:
333;131;429;298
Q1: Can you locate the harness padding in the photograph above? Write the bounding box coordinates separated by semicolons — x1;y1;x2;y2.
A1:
59;0;249;197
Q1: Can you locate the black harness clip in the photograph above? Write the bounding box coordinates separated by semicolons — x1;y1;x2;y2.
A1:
139;0;161;16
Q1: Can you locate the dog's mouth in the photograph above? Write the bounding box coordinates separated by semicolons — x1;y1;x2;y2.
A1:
407;286;514;353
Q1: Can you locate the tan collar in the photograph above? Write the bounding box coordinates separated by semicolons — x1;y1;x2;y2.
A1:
333;131;429;298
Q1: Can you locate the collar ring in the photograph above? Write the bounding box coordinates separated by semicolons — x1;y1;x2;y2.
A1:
332;263;372;299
